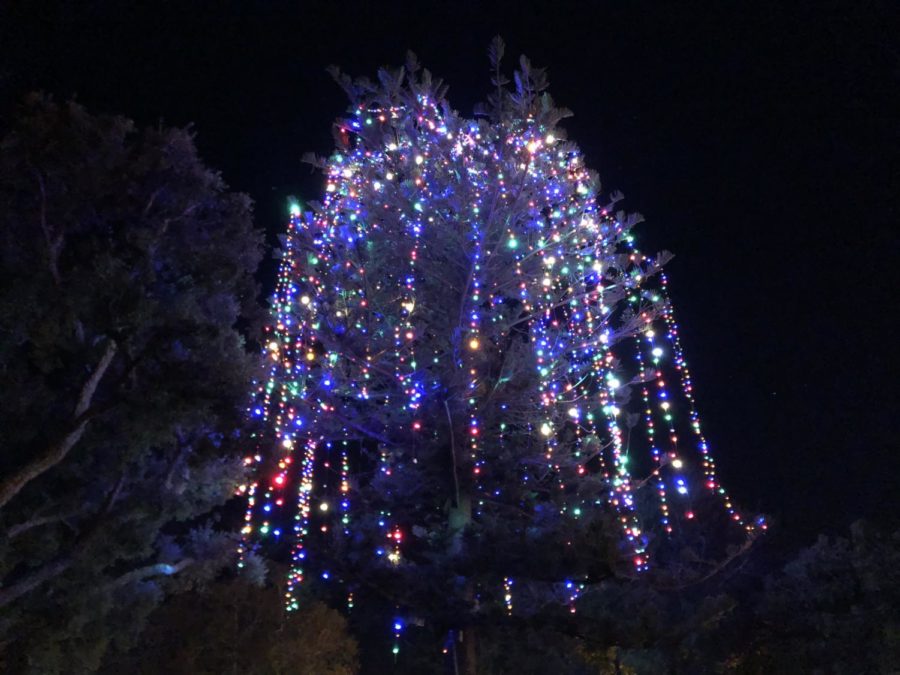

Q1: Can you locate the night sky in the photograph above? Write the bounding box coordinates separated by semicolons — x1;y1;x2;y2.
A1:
2;1;897;542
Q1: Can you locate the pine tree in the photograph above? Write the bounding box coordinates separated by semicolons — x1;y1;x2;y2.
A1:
241;40;761;670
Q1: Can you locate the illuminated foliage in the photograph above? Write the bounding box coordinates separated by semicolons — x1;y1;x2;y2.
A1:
242;42;759;664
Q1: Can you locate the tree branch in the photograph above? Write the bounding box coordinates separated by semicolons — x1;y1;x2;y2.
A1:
445;400;461;509
107;558;194;590
0;554;74;609
0;471;125;608
33;169;63;286
0;339;117;510
333;413;397;448
6;506;92;540
651;537;758;590
75;339;117;417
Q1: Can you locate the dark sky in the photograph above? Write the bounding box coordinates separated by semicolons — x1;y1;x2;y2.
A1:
2;0;898;541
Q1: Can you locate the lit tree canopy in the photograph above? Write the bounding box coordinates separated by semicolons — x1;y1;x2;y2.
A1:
241;42;760;652
0;93;262;671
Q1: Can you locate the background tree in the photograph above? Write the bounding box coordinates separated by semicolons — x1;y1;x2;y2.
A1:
242;41;759;672
0;94;262;672
570;521;900;674
105;574;359;675
733;521;900;673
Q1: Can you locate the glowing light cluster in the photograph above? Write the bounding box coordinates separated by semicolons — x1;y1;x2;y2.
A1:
503;577;514;616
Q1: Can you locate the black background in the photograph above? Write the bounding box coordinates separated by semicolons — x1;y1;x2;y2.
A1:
2;0;897;542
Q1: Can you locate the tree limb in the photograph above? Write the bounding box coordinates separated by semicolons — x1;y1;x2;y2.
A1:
332;413;397;448
6;506;92;540
0;471;125;608
0;339;117;510
445;400;461;509
651;537;758;590
0;554;75;609
107;558;194;590
33;169;63;286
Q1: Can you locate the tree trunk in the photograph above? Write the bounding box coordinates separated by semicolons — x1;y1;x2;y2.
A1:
445;398;477;673
461;625;478;675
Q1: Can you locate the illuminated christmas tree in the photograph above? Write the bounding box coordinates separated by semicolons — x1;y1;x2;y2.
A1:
239;40;762;666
